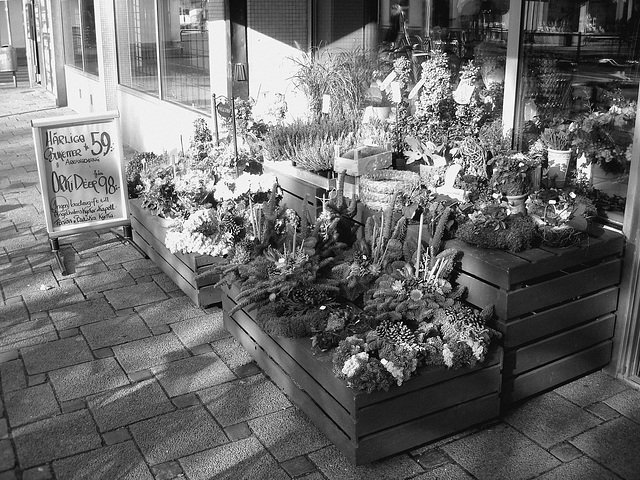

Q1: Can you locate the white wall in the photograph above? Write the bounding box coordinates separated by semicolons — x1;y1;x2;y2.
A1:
64;66;106;113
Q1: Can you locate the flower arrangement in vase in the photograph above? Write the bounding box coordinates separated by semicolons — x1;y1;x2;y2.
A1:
538;124;574;188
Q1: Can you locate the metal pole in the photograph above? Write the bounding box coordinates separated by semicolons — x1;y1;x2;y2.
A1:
212;93;220;146
230;96;239;176
4;0;13;45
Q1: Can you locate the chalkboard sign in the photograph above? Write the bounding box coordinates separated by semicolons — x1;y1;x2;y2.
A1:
32;111;130;238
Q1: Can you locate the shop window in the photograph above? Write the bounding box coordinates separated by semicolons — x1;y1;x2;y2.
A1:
159;1;211;111
115;0;159;96
115;0;211;112
514;0;639;225
61;0;98;76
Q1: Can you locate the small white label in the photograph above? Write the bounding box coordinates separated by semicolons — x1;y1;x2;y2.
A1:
391;82;402;103
321;94;331;114
380;71;397;91
408;77;426;100
453;81;474;105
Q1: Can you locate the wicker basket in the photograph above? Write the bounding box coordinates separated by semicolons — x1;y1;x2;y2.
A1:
359;170;421;211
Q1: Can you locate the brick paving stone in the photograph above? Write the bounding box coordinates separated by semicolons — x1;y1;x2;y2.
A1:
128;369;154;382
49;296;116;330
535;456;621;480
149;324;171;335
209;338;244;368
112;332;189;374
0;351;19;364
309;445;424;480
0;359;26;392
22;282;85;314
170;310;229;348
27;374;46;387
22;336;94;374
604;388;640;424
199;374;291;427
4;383;60;427
0;259;32;287
503;392;601;448
0;439;15;471
548;442;582;463
554;371;629;407
172;393;199;409
570;416;640;480
0;318;56;353
97;246;144;265
52;440;153;480
249;407;331;462
130;406;227;465
413;448;450;470
60;399;86;414
223;422;251;442
0;269;56;300
72;269;136;295
281;456;317;477
81;314;151;349
585;402;620;421
58;328;79;339
136;296;204;327
152;352;236;397
21;465;52;480
152;273;181;294
122;258;162;278
179;436;289;480
102;428;131;445
233;362;261;378
442;424;561;480
49;357;129;401
0;301;29;327
414;464;474;480
0;420;6;439
93;347;114;359
0;470;16;480
104;281;168;311
151;461;183;480
87;379;174;432
13;410;101;469
190;343;213;355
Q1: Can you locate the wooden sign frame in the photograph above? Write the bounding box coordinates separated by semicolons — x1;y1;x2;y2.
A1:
31;111;130;239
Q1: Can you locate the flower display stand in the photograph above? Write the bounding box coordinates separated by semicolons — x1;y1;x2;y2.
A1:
446;228;625;406
221;283;503;465
129;199;222;307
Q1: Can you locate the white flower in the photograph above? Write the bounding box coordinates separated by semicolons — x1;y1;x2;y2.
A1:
442;344;453;368
341;352;369;378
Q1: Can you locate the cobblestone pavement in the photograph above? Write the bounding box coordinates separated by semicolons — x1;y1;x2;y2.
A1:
1;79;640;480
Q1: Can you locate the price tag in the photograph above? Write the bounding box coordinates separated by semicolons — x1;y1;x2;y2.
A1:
408;77;426;100
390;81;402;103
321;94;331;114
380;71;397;91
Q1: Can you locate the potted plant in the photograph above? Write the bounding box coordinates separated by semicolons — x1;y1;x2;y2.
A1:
539;124;573;188
489;152;540;213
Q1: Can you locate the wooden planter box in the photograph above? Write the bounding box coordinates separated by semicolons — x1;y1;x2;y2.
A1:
130;199;222;307
445;229;625;406
333;146;392;177
221;283;503;465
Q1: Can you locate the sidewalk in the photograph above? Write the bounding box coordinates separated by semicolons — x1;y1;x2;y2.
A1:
1;81;640;480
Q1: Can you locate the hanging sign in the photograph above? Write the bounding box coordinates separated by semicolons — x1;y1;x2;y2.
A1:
216;101;232;119
31;111;130;238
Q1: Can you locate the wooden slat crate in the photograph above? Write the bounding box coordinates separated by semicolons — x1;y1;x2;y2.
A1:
129;199;222;307
443;229;625;406
221;284;503;465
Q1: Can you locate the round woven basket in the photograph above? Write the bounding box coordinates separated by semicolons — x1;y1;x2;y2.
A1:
539;224;585;248
359;170;421;211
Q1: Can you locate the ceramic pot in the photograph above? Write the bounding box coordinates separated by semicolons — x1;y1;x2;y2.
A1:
547;148;571;188
505;194;528;215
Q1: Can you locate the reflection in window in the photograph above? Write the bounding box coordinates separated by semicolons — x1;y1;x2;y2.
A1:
114;0;211;112
515;0;639;222
115;0;159;96
61;0;98;76
159;1;210;111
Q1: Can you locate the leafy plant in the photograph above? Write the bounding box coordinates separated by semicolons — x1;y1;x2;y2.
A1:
539;125;572;150
489;152;540;196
